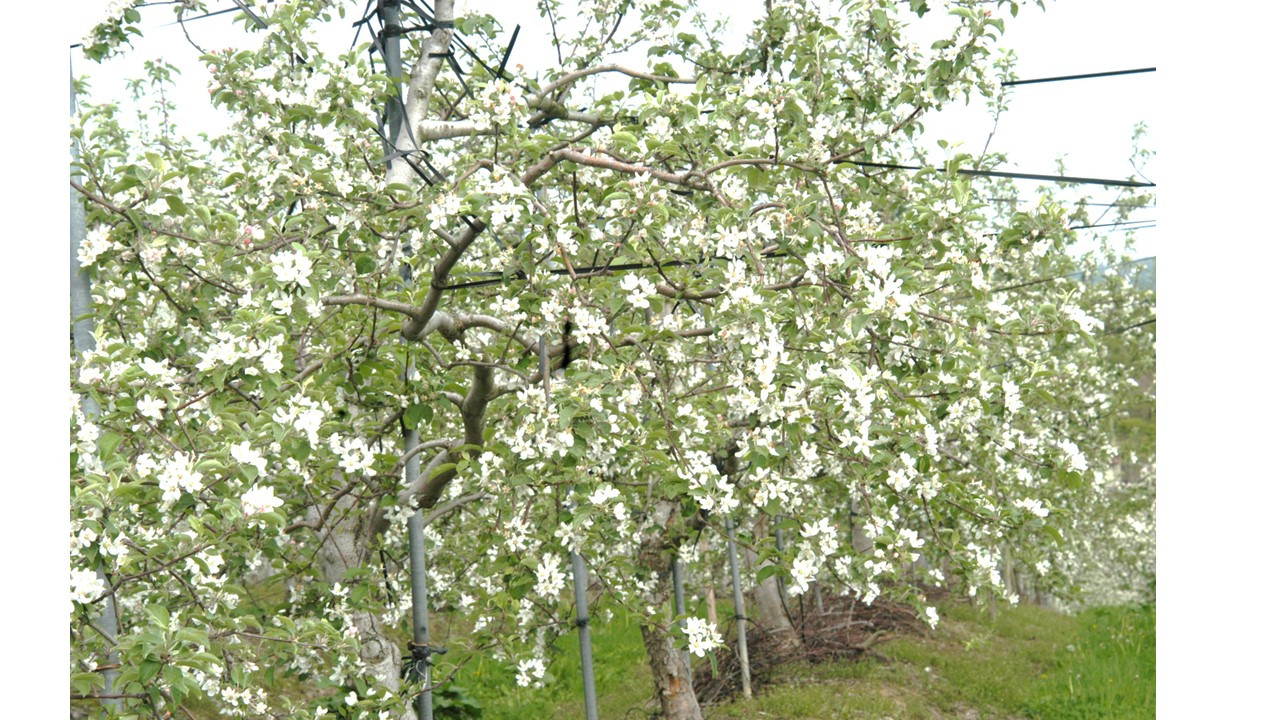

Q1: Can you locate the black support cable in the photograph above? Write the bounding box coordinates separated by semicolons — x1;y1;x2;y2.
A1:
1069;219;1156;231
1002;67;1155;87
842;160;1156;188
441;250;792;290
989;198;1155;209
227;0;267;29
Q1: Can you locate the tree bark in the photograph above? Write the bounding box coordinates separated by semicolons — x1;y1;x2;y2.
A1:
637;500;703;720
314;494;403;693
745;514;800;650
640;622;703;720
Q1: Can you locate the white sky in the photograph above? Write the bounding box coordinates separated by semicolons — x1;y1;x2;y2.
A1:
66;0;1157;257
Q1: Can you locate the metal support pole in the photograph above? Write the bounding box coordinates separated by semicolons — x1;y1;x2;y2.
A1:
571;549;599;720
382;4;433;717
725;515;752;699
672;557;689;667
405;453;434;720
380;0;404;171
541;335;598;720
71;60;121;713
773;515;788;607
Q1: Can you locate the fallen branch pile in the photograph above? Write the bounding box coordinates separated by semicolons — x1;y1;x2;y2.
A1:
692;592;924;704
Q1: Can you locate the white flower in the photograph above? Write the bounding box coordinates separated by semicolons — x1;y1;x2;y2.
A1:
230;441;268;477
100;534;128;557
157;453;204;504
619;273;656;309
1062;304;1102;334
261;347;284;375
533;552;566;599
924;606;939;629
70;568;104;605
241;485;283;516
77;226;113;266
886;468;913;493
788;554;820;596
137;395;164;420
139;357;170;377
588;484;620;506
271;249;314;287
1014;498;1050;518
76;421;100;446
344;691;357;707
515;657;546;687
1002;379;1023;415
683;616;723;657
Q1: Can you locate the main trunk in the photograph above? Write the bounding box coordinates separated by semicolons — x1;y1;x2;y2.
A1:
745;514;801;650
637;500;703;720
314;495;403;692
640;622;704;720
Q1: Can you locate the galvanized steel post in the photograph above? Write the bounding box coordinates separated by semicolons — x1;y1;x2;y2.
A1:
725;515;751;699
571;548;599;720
672;556;689;667
541;336;598;720
381;3;434;717
71;59;122;712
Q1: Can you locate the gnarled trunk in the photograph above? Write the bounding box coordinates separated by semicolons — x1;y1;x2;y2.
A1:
637;500;703;720
640;621;703;720
745;514;800;650
314;494;403;693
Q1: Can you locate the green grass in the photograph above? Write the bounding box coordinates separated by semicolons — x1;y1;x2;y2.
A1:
459;610;656;719
462;601;1154;720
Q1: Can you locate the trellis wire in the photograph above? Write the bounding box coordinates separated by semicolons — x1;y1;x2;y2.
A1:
724;514;752;699
1002;66;1156;87
841;160;1156;188
71;59;122;711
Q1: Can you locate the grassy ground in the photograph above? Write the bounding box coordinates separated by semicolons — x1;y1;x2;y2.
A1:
460;600;1154;720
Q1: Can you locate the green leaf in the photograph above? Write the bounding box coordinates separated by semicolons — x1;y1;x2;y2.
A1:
756;564;782;583
404;403;434;429
145;604;170;628
164;196;188;216
139;659;162;681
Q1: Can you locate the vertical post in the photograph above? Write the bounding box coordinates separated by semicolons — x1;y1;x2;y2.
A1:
849;495;858;550
542;336;598;720
71;60;122;713
672;556;689;667
382;3;433;718
381;0;404;171
725;515;752;699
406;487;434;720
571;549;599;720
773;515;787;608
774;515;785;588
700;535;718;629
